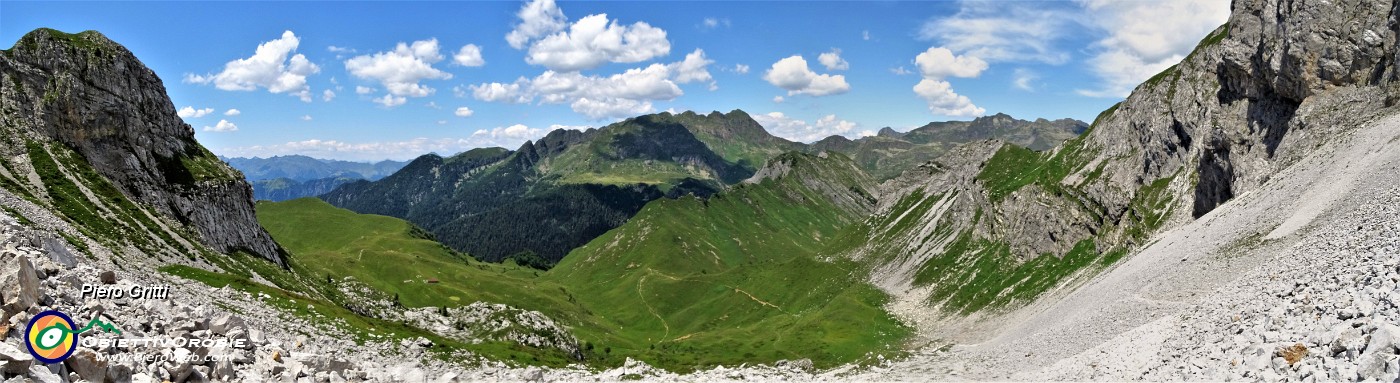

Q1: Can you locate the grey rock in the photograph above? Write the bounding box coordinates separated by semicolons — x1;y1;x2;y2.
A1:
207;312;245;335
0;342;34;375
99;271;116;285
27;363;62;383
63;348;108;382
105;364;132;383
1;255;39;315
0;29;285;265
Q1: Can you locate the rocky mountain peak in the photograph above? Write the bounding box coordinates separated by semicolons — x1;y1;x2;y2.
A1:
0;28;285;265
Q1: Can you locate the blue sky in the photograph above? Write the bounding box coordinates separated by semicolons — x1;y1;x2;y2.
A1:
2;1;1228;161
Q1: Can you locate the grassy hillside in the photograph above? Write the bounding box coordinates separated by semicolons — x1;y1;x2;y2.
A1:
545;152;908;369
264;152;910;371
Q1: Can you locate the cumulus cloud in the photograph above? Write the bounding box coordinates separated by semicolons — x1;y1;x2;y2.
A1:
322;89;336;102
818;49;849;71
184;31;320;101
469;50;715;120
346;39;453;104
751;112;863;142
909;46;986;118
890;66;912;76
453;44;485;67
1075;0;1229;97
301;115;313;121
506;0;671;72
772;95;784;103
763;56;850;97
914;79;984;117
506;0;568;49
177;106;214;118
202;119;238;132
224;109;241;116
915;47;987;79
373;94;407;107
733;64;750;74
669;49;715;85
454;106;474;117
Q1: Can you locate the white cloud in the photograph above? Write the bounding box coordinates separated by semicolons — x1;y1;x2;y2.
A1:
818;49;849;71
425;101;441;109
184;31;320;100
355;86;376;95
301;115;313;121
862;30;871;41
373;94;407;107
345;39;453;101
453;44;485;67
322;89;336;102
506;0;568;50
505;0;670;72
919;2;1079;64
751;112;863;142
570;97;651;120
915;47;987;79
470;51;715;120
669;49;714;85
1012;68;1036;91
224;109;241;116
1075;0;1229;97
913;79;984;117
327;46;355;53
890;66;912;75
454;106;474;117
909;46;986;118
772;95;784;103
523;14;671;72
733;64;749;74
217;125;593;161
203;119;239;132
762;55;850;97
177;106;214;118
470;80;532;103
701;17;729;29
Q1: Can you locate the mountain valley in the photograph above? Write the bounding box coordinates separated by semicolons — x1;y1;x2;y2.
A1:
1;0;1399;381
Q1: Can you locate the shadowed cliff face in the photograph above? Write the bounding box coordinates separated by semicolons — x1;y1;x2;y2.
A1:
0;29;285;266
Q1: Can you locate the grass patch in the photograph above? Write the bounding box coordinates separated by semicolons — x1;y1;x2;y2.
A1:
159;263;580;368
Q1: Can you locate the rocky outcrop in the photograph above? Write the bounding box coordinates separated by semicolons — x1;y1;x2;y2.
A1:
857;0;1400;317
0;29;283;265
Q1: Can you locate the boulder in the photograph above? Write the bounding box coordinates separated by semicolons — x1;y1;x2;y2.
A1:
99;270;116;285
207;312;246;335
64;347;109;382
1;255;39;315
0;342;34;375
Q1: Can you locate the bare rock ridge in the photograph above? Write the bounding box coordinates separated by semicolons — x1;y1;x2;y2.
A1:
0;29;284;265
854;0;1400;320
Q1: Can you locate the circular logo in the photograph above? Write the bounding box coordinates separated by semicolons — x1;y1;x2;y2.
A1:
25;310;78;364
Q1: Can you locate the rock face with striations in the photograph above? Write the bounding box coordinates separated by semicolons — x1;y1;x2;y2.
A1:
0;29;284;265
853;0;1400;315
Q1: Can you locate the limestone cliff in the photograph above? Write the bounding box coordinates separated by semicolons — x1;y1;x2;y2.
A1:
0;29;285;265
856;0;1400;313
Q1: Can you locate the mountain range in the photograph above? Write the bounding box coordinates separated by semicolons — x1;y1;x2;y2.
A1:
322;110;1083;267
220;155;407;201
